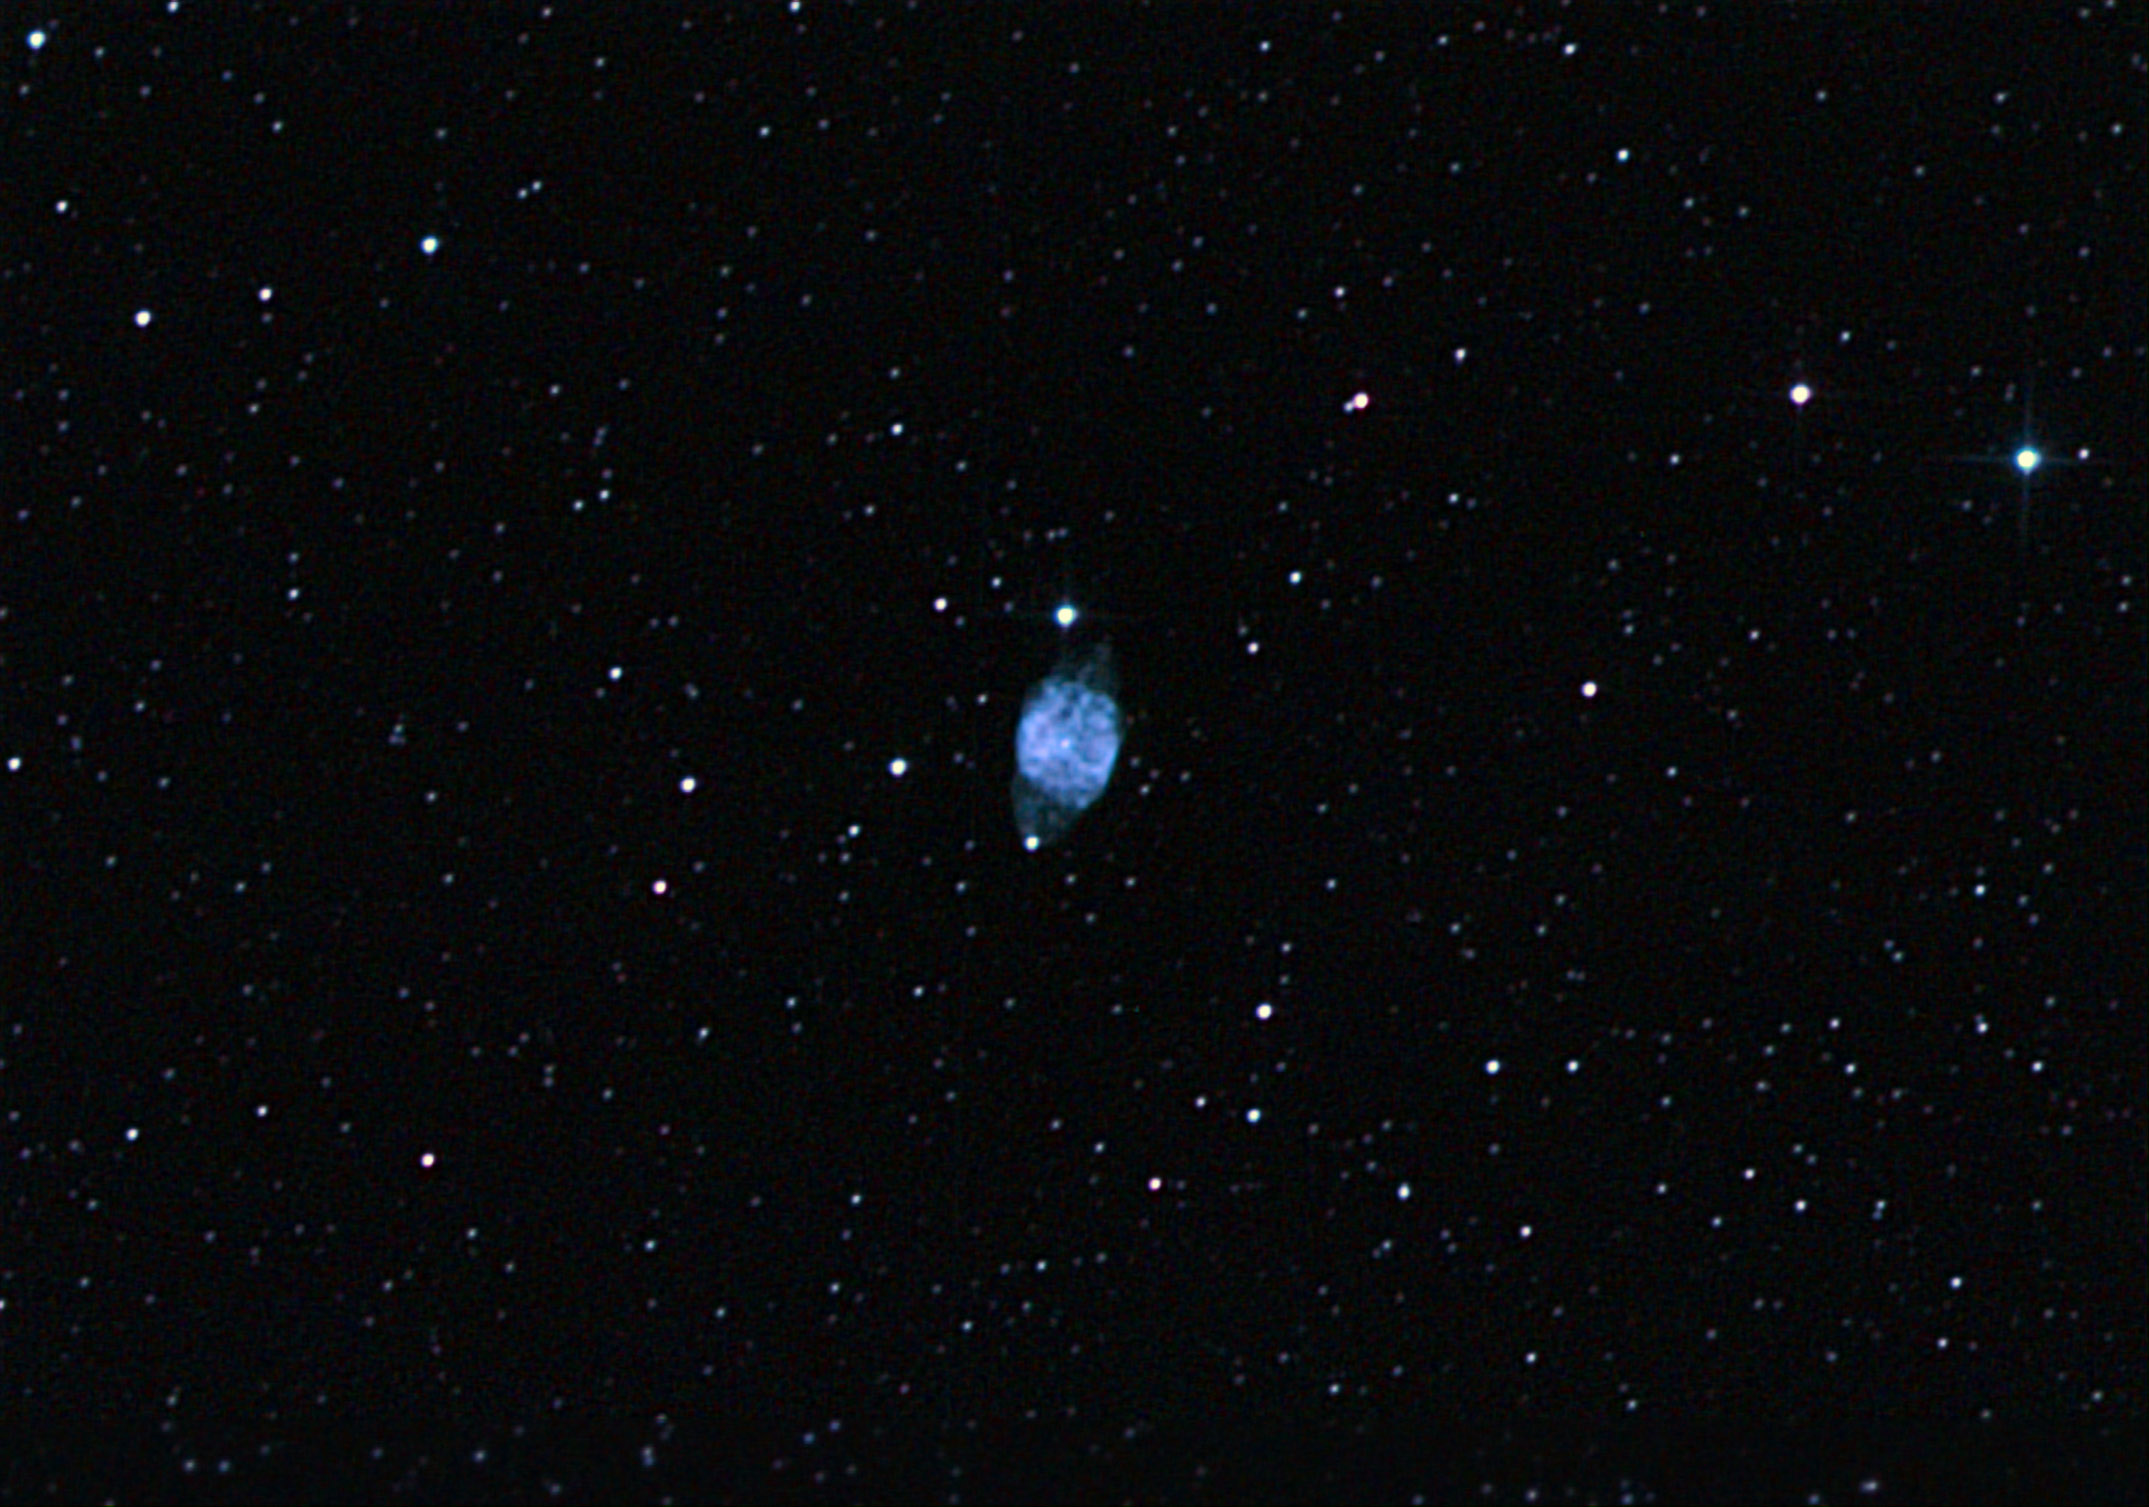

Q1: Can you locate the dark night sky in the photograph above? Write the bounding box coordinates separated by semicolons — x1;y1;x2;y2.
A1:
3;4;2144;1502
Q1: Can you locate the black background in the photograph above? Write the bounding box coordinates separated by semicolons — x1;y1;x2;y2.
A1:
3;4;2143;1502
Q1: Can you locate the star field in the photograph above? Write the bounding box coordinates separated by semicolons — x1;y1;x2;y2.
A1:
3;5;2143;1502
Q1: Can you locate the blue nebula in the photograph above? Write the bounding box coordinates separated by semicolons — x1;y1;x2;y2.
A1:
1011;645;1121;850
